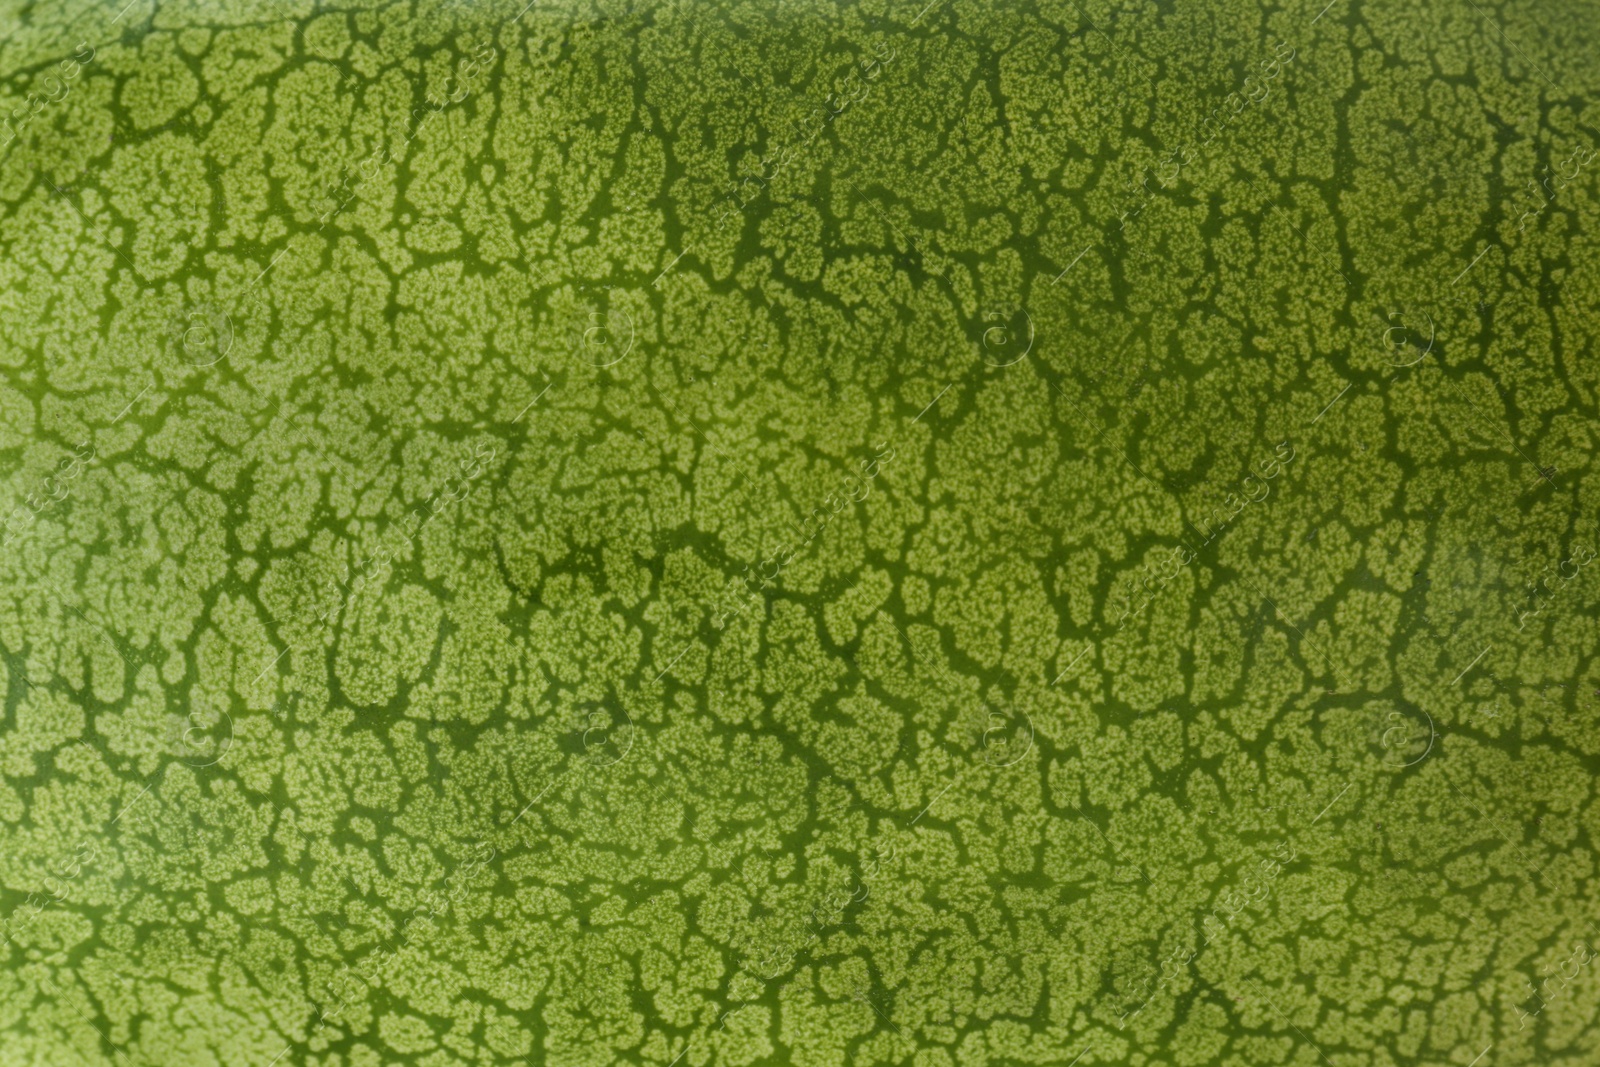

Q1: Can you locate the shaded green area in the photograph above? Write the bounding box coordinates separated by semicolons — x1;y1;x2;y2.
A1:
1;0;1599;1064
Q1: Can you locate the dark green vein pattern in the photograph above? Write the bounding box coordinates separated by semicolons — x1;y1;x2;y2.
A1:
1;0;1598;1064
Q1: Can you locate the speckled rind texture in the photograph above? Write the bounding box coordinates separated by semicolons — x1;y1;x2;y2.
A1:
1;1;1598;1065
